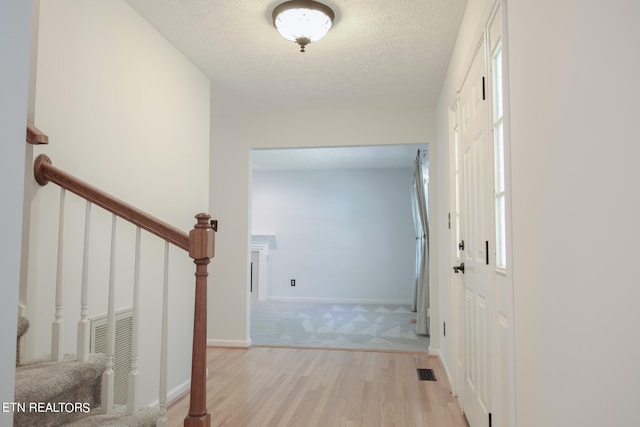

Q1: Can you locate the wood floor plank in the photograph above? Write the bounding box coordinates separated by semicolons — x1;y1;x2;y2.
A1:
167;347;468;427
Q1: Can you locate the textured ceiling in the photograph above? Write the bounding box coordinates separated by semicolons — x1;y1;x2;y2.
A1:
124;0;464;168
125;0;468;110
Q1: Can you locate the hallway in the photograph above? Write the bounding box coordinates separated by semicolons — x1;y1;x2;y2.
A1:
167;346;467;426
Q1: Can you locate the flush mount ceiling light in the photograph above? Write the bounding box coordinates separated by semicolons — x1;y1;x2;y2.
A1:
272;0;335;53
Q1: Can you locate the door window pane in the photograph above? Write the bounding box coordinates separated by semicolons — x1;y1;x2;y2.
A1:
492;42;507;269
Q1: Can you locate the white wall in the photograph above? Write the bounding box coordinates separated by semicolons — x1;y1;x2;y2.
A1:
26;0;210;407
210;96;435;346
0;1;32;424
252;168;417;303
507;1;640;426
437;0;640;426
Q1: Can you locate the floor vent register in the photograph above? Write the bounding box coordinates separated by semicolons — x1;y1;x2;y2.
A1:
417;368;437;381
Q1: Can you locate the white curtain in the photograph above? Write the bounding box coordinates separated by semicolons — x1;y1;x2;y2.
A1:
411;185;421;312
413;151;430;336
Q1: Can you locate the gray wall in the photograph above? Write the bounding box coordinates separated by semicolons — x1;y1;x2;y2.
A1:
0;1;31;424
252;168;417;303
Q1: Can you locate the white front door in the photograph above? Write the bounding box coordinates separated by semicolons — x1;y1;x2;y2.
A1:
458;38;492;427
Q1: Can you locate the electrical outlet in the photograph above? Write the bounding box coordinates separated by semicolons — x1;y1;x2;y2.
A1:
290;279;296;287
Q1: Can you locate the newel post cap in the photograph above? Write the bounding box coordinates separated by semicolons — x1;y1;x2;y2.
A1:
189;213;215;260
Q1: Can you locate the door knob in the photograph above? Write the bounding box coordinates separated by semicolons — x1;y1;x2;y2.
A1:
453;262;465;274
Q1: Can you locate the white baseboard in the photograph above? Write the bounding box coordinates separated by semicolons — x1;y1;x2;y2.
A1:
150;340;249;409
439;354;455;393
207;339;251;348
265;296;413;305
147;378;191;408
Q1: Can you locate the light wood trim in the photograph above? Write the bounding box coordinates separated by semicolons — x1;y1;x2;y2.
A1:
26;122;48;144
33;154;189;251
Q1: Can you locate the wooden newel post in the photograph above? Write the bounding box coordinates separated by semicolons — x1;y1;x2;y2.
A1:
185;213;215;427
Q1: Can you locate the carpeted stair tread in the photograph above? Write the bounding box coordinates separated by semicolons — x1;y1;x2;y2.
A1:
14;354;105;426
15;353;106;403
65;405;160;426
17;316;30;339
16;316;30;367
13;319;160;426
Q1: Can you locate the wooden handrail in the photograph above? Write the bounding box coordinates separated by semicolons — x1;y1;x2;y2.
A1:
33;153;213;426
27;122;49;145
34;154;189;251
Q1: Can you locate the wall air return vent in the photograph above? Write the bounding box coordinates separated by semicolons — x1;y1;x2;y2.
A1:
90;308;133;405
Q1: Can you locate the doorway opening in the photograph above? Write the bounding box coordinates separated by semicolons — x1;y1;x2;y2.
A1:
248;144;430;352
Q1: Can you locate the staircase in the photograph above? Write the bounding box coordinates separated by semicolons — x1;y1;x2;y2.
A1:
14;316;158;426
16;123;216;427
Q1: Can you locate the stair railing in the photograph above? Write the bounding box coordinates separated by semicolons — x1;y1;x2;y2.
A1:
33;151;213;427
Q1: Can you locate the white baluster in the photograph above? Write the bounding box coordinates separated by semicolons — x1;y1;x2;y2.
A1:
156;241;169;427
51;188;65;362
127;227;141;415
101;214;116;413
77;201;91;362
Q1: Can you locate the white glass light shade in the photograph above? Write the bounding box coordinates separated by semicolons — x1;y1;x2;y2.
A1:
272;0;335;52
274;8;333;42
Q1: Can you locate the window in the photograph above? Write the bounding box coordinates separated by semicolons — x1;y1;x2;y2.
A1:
492;43;507;269
454;126;461;260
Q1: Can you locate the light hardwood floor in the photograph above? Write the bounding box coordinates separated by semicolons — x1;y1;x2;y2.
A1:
167;347;468;427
